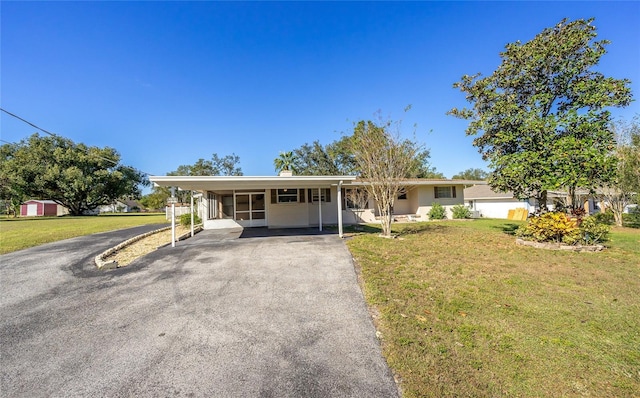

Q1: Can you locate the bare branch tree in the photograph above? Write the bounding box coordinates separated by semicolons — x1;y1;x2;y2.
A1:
344;187;370;223
598;115;640;226
350;116;424;237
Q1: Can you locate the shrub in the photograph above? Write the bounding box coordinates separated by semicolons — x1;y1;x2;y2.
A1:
428;202;447;220
516;212;610;245
579;216;610;244
623;206;640;228
179;212;202;227
516;212;579;243
451;204;471;219
593;209;614;225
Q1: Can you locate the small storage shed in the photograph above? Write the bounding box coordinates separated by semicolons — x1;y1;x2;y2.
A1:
20;200;61;217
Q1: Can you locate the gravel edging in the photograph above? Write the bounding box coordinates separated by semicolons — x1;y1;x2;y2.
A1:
95;225;203;269
515;238;604;252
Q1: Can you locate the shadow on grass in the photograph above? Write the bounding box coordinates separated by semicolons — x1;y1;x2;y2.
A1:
338;222;451;237
494;223;521;235
397;223;449;236
341;224;382;234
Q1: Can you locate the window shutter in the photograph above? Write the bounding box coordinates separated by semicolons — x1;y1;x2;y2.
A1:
270;189;277;204
299;189;305;203
452;186;457;198
325;188;331;202
434;187;439;199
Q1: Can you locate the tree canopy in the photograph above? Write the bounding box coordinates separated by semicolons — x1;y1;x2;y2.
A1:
452;168;488;181
287;134;439;178
140;153;243;209
448;18;632;207
273;151;298;174
170;153;242;177
291;137;357;176
0;133;147;216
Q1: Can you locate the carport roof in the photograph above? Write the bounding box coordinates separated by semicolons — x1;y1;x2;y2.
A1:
149;175;358;191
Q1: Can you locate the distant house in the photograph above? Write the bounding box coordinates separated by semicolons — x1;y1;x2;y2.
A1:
123;199;142;212
463;185;600;219
20;200;68;217
463;185;535;219
98;200;129;213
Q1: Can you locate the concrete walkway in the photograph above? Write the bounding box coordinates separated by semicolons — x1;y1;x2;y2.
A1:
1;228;399;397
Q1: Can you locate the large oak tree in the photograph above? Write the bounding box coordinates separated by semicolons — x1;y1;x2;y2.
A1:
449;18;632;208
1;133;147;215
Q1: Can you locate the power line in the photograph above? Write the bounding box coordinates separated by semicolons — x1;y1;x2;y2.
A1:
0;108;154;177
1;108;57;137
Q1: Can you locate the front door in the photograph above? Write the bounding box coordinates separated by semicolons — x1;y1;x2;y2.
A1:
234;192;266;227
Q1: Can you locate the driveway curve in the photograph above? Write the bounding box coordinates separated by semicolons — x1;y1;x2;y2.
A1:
1;228;399;397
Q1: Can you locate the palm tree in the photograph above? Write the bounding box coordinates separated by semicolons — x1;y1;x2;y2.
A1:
274;151;298;174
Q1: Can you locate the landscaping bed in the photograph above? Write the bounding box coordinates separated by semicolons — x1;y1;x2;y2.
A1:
96;225;200;269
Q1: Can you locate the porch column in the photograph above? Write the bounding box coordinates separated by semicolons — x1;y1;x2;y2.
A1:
190;191;194;237
337;181;343;238
318;187;323;231
171;187;176;248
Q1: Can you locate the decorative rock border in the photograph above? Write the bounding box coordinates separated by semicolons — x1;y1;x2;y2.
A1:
515;238;604;252
95;225;203;270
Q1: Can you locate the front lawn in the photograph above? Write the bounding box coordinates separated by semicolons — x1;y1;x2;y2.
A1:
347;219;640;397
0;213;168;254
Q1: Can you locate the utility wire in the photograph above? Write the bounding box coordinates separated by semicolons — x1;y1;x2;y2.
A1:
1;108;57;137
1;108;154;176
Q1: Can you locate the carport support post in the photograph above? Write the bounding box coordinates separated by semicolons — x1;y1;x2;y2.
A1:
190;191;194;237
337;181;343;238
318;187;322;232
171;187;176;248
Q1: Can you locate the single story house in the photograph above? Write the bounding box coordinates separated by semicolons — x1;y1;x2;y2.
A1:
463;185;600;219
98;200;133;213
20;200;68;217
463;185;536;219
149;174;482;237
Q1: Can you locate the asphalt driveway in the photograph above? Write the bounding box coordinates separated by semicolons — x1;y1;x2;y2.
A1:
1;228;399;397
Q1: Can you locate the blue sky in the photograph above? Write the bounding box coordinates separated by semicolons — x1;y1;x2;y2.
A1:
2;1;639;182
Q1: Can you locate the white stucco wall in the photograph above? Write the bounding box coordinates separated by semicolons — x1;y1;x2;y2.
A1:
267;201;310;228
415;184;465;219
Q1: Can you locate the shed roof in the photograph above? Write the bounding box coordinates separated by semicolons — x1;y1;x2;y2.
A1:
22;200;59;205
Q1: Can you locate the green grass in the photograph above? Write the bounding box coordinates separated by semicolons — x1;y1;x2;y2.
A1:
0;213;169;254
347;219;640;397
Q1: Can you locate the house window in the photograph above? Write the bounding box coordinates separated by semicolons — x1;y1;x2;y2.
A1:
434;186;457;199
308;188;331;203
277;188;299;203
344;188;368;209
397;192;407;200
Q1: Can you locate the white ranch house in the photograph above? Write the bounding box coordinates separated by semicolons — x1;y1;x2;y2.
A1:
150;174;483;237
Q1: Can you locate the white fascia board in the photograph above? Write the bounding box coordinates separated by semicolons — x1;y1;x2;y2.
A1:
148;175;357;191
345;179;486;187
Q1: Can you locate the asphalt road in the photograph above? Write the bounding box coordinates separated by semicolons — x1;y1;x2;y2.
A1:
0;227;399;397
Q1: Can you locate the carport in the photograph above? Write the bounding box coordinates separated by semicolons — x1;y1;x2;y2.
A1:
150;175;357;240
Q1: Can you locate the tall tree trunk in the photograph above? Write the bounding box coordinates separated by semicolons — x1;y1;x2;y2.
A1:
614;212;624;227
380;205;392;237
